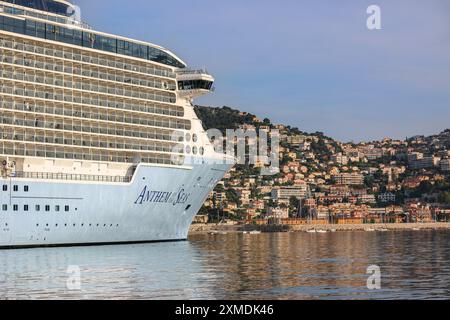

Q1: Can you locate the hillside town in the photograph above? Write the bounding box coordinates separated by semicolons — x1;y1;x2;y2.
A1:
194;106;450;225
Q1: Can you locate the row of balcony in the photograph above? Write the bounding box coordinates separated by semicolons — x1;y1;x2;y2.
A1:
0;86;183;118
0;37;176;78
0;115;181;143
0;142;179;165
0;100;190;131
0;52;177;91
1;130;182;154
0;69;177;104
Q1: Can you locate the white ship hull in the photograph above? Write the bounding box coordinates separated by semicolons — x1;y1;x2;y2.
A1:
0;160;231;248
0;0;233;249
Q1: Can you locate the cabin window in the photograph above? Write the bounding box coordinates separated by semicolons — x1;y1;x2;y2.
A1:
24;205;29;211
2;204;7;211
13;205;18;211
2;185;7;191
13;185;18;192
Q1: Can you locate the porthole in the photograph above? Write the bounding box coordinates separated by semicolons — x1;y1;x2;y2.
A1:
185;133;191;142
192;134;198;142
192;146;198;155
186;145;191;154
199;147;205;155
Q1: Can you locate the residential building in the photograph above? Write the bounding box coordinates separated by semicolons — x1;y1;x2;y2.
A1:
271;185;308;201
440;158;450;172
266;207;289;219
357;194;376;204
237;189;251;205
409;154;440;170
331;153;349;165
378;192;396;203
333;173;364;185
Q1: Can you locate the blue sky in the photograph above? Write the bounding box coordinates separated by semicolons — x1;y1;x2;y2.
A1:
74;0;450;142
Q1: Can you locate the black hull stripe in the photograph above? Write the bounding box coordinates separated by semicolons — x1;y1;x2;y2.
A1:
0;238;187;250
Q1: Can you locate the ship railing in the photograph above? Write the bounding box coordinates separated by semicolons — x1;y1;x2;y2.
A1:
11;171;133;183
175;69;210;76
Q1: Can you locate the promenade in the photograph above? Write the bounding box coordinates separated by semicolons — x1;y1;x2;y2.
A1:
189;222;450;234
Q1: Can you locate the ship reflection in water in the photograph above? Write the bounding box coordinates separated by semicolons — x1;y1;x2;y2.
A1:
0;230;449;300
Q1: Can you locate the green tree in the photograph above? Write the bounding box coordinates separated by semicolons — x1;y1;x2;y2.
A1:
438;192;450;205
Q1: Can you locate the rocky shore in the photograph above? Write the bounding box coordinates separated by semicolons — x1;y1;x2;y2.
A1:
189;222;450;234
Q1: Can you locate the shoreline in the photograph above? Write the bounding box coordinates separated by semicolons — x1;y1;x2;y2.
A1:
189;222;450;234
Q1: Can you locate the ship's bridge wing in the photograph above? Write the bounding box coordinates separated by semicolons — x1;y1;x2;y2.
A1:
176;69;214;99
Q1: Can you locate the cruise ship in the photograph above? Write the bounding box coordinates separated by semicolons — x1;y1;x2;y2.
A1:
0;0;233;248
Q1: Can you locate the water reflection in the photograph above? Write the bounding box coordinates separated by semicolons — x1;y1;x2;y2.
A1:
0;230;449;299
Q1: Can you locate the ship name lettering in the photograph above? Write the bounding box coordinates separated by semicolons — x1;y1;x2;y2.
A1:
135;186;178;205
173;189;190;206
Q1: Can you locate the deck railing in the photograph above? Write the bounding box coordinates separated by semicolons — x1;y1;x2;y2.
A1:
11;171;133;183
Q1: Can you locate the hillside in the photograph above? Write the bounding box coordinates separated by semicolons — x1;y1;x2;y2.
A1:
193;105;450;222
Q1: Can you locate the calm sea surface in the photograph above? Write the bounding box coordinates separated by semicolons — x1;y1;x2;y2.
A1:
0;230;449;300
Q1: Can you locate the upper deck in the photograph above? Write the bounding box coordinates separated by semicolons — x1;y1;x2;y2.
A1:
0;0;186;69
2;0;74;17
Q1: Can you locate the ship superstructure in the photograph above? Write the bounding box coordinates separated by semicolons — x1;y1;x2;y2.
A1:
0;0;232;248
